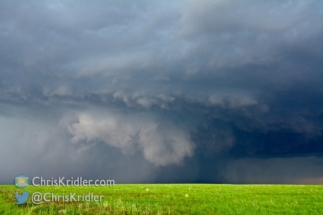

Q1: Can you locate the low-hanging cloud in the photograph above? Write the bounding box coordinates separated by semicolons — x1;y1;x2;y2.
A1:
65;112;195;166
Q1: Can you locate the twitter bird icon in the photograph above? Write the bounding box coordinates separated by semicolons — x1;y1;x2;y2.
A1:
15;191;29;204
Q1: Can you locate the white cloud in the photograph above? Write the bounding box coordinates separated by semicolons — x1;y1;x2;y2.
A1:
209;94;258;109
66;112;195;166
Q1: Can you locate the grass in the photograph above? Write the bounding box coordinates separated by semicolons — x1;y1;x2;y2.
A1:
0;184;322;214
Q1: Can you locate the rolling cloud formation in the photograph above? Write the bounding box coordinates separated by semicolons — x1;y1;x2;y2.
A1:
0;0;322;184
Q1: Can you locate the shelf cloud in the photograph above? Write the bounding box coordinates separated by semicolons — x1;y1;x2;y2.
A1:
0;0;322;184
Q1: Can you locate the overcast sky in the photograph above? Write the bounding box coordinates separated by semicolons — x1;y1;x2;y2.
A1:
0;0;322;184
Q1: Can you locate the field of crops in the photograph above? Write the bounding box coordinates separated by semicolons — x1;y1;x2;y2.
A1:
0;184;322;214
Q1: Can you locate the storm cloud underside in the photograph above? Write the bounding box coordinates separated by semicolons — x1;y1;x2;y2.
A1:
0;0;322;184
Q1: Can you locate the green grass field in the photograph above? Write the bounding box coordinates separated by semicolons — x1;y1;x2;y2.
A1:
0;184;322;214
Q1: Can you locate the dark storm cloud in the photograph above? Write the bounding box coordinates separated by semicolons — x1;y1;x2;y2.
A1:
0;0;322;184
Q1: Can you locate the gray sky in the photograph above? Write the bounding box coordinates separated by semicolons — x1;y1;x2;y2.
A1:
0;0;322;184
